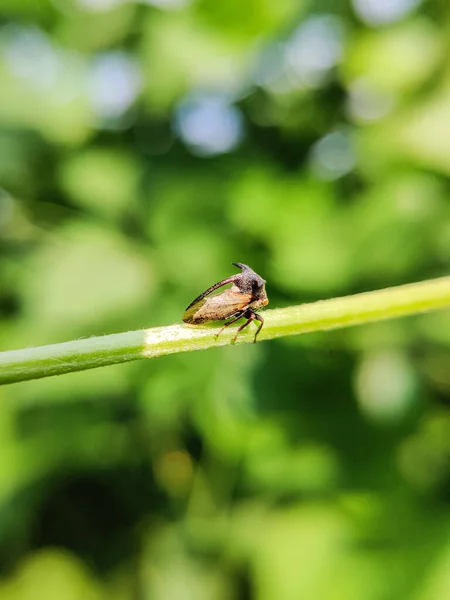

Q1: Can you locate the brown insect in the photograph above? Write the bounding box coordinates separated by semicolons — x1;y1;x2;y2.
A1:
182;262;269;343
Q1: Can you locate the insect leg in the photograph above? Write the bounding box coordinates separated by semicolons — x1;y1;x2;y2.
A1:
214;310;246;340
231;309;256;343
232;310;264;343
252;313;264;343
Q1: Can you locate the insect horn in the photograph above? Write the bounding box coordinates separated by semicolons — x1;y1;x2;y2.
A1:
231;262;251;271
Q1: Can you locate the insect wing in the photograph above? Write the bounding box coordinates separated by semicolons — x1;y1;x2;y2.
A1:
183;288;252;324
183;274;239;312
183;298;206;323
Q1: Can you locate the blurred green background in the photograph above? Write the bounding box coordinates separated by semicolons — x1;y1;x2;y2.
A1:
1;0;450;598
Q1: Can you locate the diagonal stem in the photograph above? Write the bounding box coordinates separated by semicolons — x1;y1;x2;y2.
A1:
1;276;449;386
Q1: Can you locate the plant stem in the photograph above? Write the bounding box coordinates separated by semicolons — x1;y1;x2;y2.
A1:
1;276;450;386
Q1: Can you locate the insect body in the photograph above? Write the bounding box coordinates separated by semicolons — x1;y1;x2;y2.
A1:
183;262;269;343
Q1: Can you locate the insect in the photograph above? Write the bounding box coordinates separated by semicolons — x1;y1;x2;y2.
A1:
183;262;269;343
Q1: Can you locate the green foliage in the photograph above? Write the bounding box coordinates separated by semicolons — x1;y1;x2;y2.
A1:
0;0;450;598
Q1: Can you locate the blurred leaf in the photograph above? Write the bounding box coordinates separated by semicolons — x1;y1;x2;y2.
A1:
59;148;141;220
343;19;442;95
196;0;302;42
56;4;136;52
229;167;353;292
0;549;102;600
141;12;252;110
21;222;156;338
395;83;450;174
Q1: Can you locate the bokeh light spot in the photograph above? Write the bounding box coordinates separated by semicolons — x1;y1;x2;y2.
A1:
347;78;395;123
173;92;245;156
310;131;356;180
2;25;61;91
354;351;418;423
87;51;142;123
285;15;344;88
352;0;421;26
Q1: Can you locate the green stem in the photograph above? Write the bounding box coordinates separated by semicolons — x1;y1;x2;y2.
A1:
1;276;450;386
